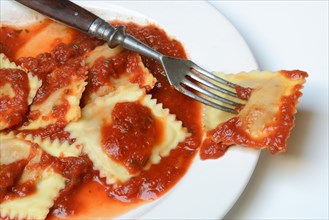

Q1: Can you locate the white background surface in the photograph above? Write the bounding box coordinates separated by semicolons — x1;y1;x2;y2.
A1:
209;1;329;219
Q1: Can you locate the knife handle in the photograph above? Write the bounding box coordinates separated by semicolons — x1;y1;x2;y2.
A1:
15;0;98;33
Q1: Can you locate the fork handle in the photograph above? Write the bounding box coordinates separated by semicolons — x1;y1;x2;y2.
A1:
15;0;163;61
15;0;98;33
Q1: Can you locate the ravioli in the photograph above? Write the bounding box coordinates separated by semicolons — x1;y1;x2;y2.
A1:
19;83;86;131
0;132;32;165
0;167;65;220
201;70;307;159
16;132;82;157
66;85;189;183
85;43;124;67
0;53;42;130
0;134;66;220
83;44;156;105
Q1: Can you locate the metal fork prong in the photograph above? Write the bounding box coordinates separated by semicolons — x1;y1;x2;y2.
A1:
182;79;240;107
187;72;238;97
191;63;236;88
177;85;237;114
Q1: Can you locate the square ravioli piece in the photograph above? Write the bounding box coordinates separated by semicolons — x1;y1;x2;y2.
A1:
66;85;189;184
82;43;156;105
201;70;307;160
0;133;66;220
0;53;41;130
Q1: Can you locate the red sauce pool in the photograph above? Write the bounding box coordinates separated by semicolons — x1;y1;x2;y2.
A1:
101;102;163;174
0;20;203;219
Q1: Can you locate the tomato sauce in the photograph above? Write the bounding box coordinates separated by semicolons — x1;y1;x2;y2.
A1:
82;50;149;106
0;69;30;129
99;51;147;84
199;135;231;160
0;20;203;219
0;160;29;202
235;85;252;100
2;180;37;202
1;24;46;60
102;102;163;174
17;44;87;105
83;56;115;101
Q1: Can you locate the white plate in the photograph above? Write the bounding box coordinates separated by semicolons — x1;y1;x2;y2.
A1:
0;1;260;219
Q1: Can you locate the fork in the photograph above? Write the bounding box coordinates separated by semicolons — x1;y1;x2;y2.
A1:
15;0;246;114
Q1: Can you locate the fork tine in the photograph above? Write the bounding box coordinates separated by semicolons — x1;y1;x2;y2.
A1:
187;72;238;97
176;85;237;114
182;79;241;107
191;63;236;88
